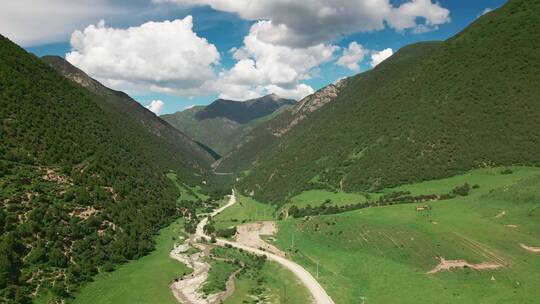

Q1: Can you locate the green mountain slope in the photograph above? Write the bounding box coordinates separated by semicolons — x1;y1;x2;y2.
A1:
221;0;540;203
41;55;217;166
0;35;209;303
161;95;294;156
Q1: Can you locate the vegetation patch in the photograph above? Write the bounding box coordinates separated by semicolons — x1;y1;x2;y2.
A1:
201;247;266;295
224;261;312;304
200;260;238;295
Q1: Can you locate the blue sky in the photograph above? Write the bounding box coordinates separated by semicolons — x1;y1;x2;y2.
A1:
10;0;507;114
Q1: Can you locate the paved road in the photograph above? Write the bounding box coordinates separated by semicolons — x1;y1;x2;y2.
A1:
195;191;335;304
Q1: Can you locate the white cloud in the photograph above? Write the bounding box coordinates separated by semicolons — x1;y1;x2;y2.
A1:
145;99;164;115
370;48;394;67
66;17;220;96
266;84;315;101
216;20;337;100
387;0;450;33
411;24;435;34
479;8;493;17
337;42;367;71
0;0;123;46
184;104;197;110
156;0;450;48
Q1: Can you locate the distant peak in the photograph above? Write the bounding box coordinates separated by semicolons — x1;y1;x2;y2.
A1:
263;93;284;101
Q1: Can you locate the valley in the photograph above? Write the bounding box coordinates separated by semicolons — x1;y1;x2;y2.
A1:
70;165;540;304
1;0;540;303
188;166;538;304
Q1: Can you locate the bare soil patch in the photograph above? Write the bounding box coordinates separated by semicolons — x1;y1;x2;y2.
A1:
69;207;98;220
520;243;540;253
235;221;286;257
427;257;501;274
42;168;71;184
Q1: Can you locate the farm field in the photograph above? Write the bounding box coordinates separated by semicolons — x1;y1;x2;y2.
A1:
271;167;540;304
70;220;191;304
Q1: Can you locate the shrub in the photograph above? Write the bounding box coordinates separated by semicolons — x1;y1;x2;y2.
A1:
451;183;471;196
500;168;514;175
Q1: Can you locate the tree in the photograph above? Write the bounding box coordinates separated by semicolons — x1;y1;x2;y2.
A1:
0;233;24;288
48;247;68;268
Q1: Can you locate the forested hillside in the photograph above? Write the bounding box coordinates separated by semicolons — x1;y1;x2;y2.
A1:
162;94;294;155
0;35;209;303
223;0;540;203
42;55;217;167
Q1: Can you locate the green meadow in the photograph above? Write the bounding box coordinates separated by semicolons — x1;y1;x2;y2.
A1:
213;193;276;229
70;220;190;304
272;167;540;304
285;189;369;209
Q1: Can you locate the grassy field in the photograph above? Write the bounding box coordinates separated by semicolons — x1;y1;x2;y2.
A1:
213;193;276;229
167;172;209;202
225;261;312;304
272;167;540;304
70;220;190;304
284;189;368;209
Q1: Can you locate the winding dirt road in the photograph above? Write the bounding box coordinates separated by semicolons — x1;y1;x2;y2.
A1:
196;190;335;304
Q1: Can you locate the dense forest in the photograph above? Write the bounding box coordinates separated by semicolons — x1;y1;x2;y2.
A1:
0;35;210;303
219;0;540;204
41;55;217;170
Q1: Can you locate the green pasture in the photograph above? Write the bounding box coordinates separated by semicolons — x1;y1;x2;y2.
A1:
272;167;540;304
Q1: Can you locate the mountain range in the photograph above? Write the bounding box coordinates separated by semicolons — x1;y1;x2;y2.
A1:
218;0;540;203
162;94;295;156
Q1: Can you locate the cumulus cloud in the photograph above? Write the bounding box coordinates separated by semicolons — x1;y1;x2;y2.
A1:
66;17;220;96
370;48;394;67
216;20;337;100
337;42;367;71
386;0;450;34
145;99;164;115
0;0;127;46
156;0;450;48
